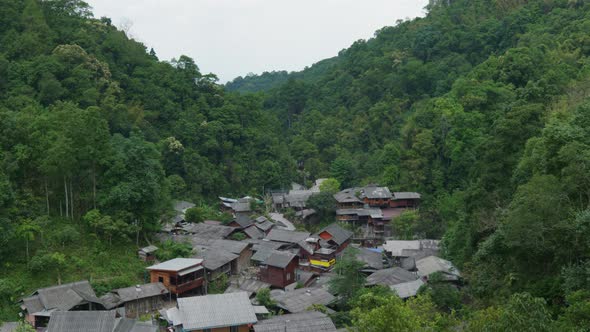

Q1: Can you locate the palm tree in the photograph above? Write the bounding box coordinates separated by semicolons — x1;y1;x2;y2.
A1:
16;219;40;267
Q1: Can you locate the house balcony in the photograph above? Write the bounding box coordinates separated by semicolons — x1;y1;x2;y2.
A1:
170;278;205;294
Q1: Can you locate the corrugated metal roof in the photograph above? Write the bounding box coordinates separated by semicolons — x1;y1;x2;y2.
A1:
254;311;337;332
266;229;311;244
244;225;265;239
316;224;353;246
147;258;202;272
271;288;335;313
176;292;257;330
365;268;418;286
29;280;97;313
355;248;384;270
416;256;461;280
391;279;425;299
47;311;116;332
393;192;421;200
181;223;235;239
114;283;168;302
196;248;238;271
361;186;392;199
0;322;18;332
264;252;297;268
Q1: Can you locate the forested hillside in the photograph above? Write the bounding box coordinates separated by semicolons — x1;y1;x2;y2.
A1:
2;0;590;329
240;0;590;328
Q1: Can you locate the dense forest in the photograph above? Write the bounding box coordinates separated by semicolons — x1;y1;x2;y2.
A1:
2;0;590;330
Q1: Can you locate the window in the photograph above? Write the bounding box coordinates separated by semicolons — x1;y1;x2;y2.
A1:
203;329;212;332
287;273;291;281
230;326;239;332
158;276;164;283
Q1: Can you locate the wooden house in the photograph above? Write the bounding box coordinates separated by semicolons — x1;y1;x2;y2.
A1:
99;282;169;318
20;281;103;328
146;258;206;297
138;245;158;262
333;188;364;209
259;252;299;288
299;223;353;272
390;192;421;208
360;186;392;207
165;292;257;332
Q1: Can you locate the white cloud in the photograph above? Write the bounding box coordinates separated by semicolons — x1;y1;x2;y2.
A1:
86;0;428;82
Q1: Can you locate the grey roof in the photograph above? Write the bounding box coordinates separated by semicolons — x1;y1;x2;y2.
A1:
256;216;269;223
254;311;337;332
333;189;363;204
265;229;311;244
316;224;353;246
393;192;421;200
335;208;383;218
115;319;155;332
225;279;271;297
246;239;285;252
355;248;384;270
190;237;249;255
416;256;461;281
366;268;418;287
47;311;116;332
171;214;185;224
174;200;195;213
383;240;440;257
252;249;278;263
197;248;239;271
284;190;314;207
264;252;297;269
296;270;316;286
176;292;257;330
147;258;203;272
256;220;275;232
391;279;425;299
244;225;265;239
272;193;285;204
271;288;336;313
181;223;235;239
297;240;315;255
361;186;392;199
231;198;252;212
0;322;17;332
113;283;168;302
139;245;158;254
234;214;254;228
24;280;98;314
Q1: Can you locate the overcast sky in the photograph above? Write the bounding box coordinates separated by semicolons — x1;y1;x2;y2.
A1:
86;0;429;83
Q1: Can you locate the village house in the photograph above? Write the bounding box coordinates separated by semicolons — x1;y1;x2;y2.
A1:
47;311;157;332
416;255;461;282
254;311;337;332
224;278;271;298
258;251;299;288
270;288;335;313
360;185;392;207
365;267;418;287
165;292;257;332
99;282;169;318
355;247;385;273
333;188;364;209
137;245;158;262
264;229;311;250
390;192;421;208
197;249;239;281
183;237;252;274
391;278;426;299
382;239;440;270
298;223;353;271
20;280;103;328
147;258;206;297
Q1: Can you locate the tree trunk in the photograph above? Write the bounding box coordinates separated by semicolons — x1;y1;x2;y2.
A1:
64;176;69;218
70;178;74;220
45;179;50;215
25;239;29;267
92;163;97;210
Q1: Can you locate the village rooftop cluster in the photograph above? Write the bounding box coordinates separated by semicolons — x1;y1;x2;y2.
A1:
8;181;460;332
